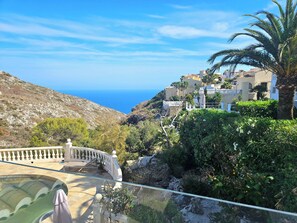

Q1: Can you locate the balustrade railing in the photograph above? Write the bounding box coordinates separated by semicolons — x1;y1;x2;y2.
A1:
0;140;122;181
0;146;63;162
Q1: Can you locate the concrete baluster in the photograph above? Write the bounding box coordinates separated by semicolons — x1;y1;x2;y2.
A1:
30;150;33;160
52;149;56;159
93;194;103;223
21;151;24;160
64;139;72;162
112;150;118;178
7;151;11;161
60;148;63;159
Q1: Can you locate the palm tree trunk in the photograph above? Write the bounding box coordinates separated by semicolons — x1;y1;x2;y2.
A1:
277;85;295;119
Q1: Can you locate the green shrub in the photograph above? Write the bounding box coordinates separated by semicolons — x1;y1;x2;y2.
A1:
179;109;297;211
182;171;211;196
236;100;278;118
30;118;89;146
128;193;182;223
179;109;239;168
159;145;187;177
125;120;160;157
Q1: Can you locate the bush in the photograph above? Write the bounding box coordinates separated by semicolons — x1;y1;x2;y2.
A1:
125;120;160;157
89;123;129;164
182;171;211;196
30;118;89;146
178;109;297;211
236;100;278;118
159;145;187;178
179;109;239;168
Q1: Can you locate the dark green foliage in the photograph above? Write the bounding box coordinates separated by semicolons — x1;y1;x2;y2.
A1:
169;95;180;101
128;192;182;223
102;184;136;215
126;120;160;156
221;81;232;89
236;100;278;118
147;90;165;105
206;92;222;103
179;109;238;167
30;118;89;146
158;144;187;178
185;94;194;105
182;171;211;196
179;109;297;211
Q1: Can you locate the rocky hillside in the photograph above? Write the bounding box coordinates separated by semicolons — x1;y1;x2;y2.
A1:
126;90;165;124
0;71;126;147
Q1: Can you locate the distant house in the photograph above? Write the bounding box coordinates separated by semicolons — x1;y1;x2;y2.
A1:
162;101;183;116
235;68;272;100
165;74;202;100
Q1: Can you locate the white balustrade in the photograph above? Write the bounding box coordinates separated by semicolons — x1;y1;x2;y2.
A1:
0;146;63;163
70;146;122;181
0;141;122;181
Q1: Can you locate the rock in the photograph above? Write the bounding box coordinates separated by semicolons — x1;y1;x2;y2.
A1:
173;194;221;223
168;177;183;192
123;156;171;188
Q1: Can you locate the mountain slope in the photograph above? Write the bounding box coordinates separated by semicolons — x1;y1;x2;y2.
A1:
0;71;126;147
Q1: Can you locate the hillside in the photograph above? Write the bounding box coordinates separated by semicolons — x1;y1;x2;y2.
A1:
127;90;165;124
0;71;126;147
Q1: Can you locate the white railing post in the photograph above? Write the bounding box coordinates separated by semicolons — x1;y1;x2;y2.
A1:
93;194;103;223
112;150;118;178
64;139;72;162
221;102;224;110
199;92;206;109
227;104;232;112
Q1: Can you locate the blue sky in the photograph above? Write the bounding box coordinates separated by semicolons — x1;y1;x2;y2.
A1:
0;0;281;90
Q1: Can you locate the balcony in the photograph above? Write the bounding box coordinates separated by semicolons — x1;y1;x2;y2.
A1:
0;142;296;223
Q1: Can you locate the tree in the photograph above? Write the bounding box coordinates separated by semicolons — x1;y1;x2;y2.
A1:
208;0;297;119
30;118;89;146
221;81;232;89
89;122;129;163
185;94;194;106
252;84;268;100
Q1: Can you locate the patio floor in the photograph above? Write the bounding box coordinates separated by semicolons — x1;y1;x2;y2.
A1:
0;161;113;223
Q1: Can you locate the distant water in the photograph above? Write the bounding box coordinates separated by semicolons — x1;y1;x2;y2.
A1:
59;90;160;114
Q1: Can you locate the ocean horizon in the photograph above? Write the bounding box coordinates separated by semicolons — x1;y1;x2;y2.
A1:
59;89;161;114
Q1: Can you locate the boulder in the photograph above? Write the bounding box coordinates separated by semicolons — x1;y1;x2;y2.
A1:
123;156;171;188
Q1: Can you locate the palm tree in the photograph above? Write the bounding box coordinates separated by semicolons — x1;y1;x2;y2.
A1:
208;0;297;119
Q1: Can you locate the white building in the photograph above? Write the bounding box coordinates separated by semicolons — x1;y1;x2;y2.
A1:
270;74;297;107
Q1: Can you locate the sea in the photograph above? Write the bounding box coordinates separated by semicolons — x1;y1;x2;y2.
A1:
59;89;161;114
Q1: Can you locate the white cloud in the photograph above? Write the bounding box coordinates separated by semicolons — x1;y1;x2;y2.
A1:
169;4;192;10
146;14;166;19
0;14;162;45
157;25;229;39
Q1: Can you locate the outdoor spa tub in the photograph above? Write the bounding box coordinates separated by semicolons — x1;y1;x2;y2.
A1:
0;174;67;223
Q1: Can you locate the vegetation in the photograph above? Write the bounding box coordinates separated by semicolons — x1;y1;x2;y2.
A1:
30;118;89;146
251;84;268;100
206;92;222;104
125;120;160;157
165;109;297;211
236;100;278;118
209;0;297;119
220;81;232;89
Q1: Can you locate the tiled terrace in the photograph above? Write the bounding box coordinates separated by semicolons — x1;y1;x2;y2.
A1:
0;161;111;222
